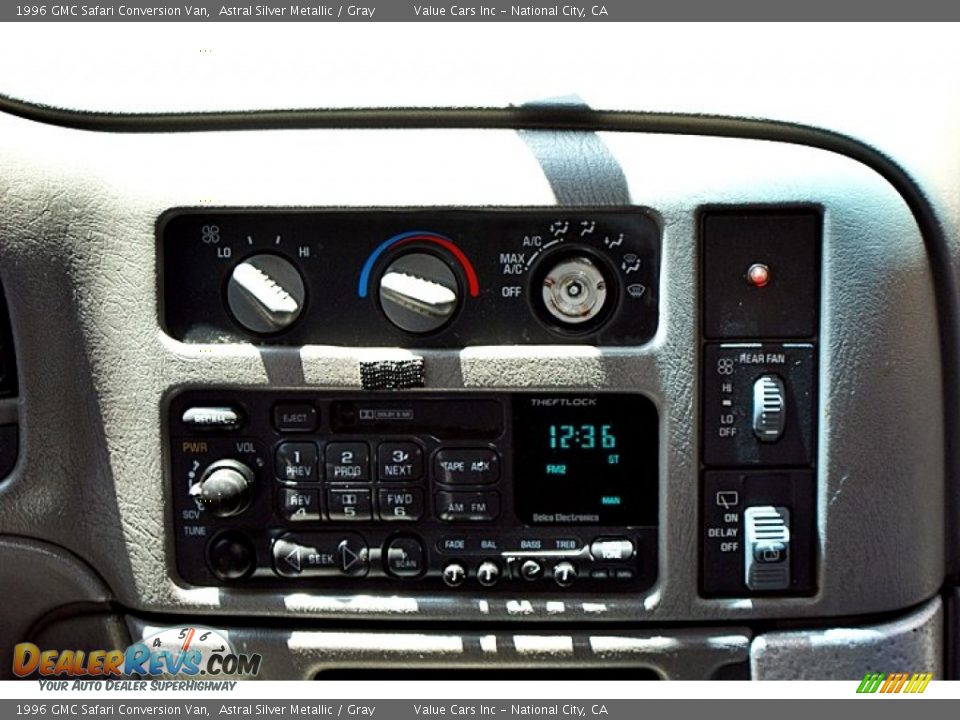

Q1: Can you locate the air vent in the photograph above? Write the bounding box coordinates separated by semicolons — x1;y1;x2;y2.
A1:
0;284;16;398
0;282;18;480
314;668;661;680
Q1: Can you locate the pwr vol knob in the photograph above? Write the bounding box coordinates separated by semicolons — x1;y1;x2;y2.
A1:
190;459;254;517
227;254;305;334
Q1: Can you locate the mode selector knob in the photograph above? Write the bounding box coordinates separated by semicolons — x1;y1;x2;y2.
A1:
191;459;255;518
227;254;306;334
378;252;460;334
534;251;615;332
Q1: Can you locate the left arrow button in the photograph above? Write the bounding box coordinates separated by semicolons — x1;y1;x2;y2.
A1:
272;534;369;578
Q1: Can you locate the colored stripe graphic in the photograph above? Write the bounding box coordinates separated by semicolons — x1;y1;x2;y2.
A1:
857;672;885;693
357;231;480;298
857;672;931;694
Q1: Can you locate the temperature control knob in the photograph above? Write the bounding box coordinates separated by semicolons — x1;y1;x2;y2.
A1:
190;459;254;518
378;252;460;334
227;254;305;334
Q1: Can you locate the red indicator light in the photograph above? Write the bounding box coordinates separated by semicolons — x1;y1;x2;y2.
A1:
746;263;770;288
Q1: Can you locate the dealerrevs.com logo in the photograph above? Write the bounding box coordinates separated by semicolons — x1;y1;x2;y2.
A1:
13;626;262;679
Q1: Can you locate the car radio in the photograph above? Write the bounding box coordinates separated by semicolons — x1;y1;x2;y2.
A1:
169;390;659;592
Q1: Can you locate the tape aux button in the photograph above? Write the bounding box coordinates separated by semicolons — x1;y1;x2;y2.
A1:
433;448;500;485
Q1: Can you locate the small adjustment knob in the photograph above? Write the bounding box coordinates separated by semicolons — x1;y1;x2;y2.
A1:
378;252;461;334
553;561;577;587
227;254;305;334
520;559;543;582
207;532;256;580
191;459;255;518
442;562;467;587
536;252;613;331
753;374;787;442
476;560;501;587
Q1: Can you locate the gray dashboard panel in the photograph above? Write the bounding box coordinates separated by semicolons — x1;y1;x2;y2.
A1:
123;597;943;680
0;112;944;622
0;536;113;679
751;597;943;680
125;616;752;680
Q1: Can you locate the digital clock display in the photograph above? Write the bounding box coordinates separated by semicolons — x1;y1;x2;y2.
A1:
548;423;618;450
513;394;658;526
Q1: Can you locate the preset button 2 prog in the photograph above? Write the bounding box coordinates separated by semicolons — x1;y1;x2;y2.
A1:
325;442;371;482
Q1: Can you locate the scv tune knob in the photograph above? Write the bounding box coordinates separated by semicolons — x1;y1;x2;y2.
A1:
227;254;305;334
190;459;255;518
378;252;460;334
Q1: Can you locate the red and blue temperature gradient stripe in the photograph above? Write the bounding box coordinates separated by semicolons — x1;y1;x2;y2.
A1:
357;231;481;298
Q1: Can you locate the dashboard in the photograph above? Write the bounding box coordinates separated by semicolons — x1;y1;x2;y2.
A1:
0;24;957;682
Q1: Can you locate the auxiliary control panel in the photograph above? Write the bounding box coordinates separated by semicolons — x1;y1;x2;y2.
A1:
700;211;820;597
169;391;659;591
160;209;659;346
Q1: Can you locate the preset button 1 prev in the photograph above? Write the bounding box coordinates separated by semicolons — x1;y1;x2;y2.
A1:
275;442;319;483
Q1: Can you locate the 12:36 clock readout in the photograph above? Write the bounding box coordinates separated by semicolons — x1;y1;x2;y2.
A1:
548;424;617;450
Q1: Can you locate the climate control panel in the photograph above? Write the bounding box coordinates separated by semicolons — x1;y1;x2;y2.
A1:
160;209;659;346
169;390;659;592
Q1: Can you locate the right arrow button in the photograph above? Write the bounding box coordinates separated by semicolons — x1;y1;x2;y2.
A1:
272;534;368;578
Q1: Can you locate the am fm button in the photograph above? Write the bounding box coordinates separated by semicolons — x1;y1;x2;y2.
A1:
435;491;500;522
